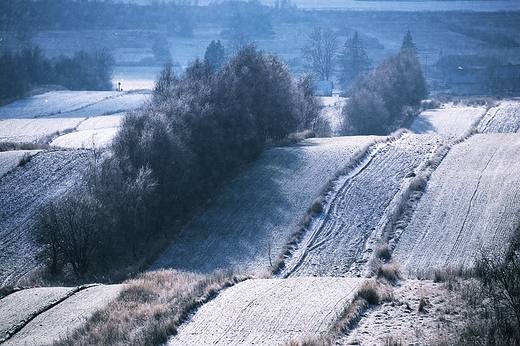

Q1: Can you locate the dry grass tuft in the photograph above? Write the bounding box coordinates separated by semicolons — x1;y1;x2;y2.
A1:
52;269;250;346
376;243;391;261
377;261;400;283
357;279;380;305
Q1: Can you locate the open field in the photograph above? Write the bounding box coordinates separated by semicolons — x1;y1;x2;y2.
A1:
168;277;363;346
410;106;487;135
0;88;519;344
281;133;444;278
0;150;90;286
478;99;520;133
0;284;124;345
151;135;377;275
0;150;41;177
392;133;520;273
0;90;147;147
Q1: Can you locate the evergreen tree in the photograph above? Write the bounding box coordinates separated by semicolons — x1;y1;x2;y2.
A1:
401;29;417;54
204;40;226;71
338;31;371;88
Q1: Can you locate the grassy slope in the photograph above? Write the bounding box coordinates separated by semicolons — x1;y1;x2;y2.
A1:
393;132;520;273
151;136;377;275
0;150;90;286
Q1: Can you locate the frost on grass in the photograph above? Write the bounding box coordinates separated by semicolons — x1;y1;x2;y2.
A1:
151;136;376;275
2;285;124;346
0;150;41;177
393;133;520;273
168;277;363;346
477;100;520;133
410;106;486;135
282;134;444;278
0;150;90;286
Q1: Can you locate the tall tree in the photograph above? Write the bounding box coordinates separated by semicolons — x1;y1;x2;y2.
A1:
401;29;417;54
301;27;338;81
338;31;371;88
204;40;225;71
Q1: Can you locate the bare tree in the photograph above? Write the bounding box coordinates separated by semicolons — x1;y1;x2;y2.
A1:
301;27;338;81
33;193;106;276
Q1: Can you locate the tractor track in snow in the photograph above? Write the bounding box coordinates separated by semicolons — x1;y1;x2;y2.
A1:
281;133;447;278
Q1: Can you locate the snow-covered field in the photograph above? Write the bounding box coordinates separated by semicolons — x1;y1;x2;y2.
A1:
0;150;91;286
393;133;520;273
478;100;520;133
151;136;377;275
0;284;124;345
281;133;444;278
1;96;520;344
0;150;41;177
410;106;486;135
168;277;363;346
0;90;147;147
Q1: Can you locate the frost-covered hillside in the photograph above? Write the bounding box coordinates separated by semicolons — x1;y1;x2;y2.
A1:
0;150;91;286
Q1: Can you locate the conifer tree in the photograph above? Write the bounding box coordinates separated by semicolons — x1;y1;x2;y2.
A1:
401;29;417;54
338;31;371;88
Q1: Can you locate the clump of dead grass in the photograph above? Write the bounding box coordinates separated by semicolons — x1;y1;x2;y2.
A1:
377;261;401;283
52;269;250;346
375;243;391;261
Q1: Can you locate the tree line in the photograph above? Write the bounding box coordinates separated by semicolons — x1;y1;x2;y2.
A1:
342;33;427;135
32;45;320;280
0;45;115;102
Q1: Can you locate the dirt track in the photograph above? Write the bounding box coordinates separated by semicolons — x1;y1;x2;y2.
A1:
151;136;376;275
281;134;444;278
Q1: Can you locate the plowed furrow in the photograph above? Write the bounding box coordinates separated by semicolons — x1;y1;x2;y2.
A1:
283;134;441;278
393;133;520;272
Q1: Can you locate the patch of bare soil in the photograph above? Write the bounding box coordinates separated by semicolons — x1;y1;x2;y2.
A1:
341;279;466;346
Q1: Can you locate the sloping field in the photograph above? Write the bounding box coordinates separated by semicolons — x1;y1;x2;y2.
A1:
0;91;145;120
0;150;90;286
0;285;123;346
393;133;520;272
168;277;363;346
0;284;124;345
410;106;486;135
0;286;74;341
281;134;444;278
0;150;41;177
152;136;376;274
0;118;84;143
50;114;123;149
477;100;520;133
0;91;146;145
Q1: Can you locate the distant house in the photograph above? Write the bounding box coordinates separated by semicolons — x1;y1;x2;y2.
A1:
491;64;520;94
446;64;520;95
314;80;333;96
448;67;485;95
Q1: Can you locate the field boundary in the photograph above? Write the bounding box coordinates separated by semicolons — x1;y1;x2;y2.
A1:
0;284;98;344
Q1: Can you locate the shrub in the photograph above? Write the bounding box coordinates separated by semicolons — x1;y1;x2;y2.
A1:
376;243;391;261
377;261;400;283
342;49;427;135
357;279;379;305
